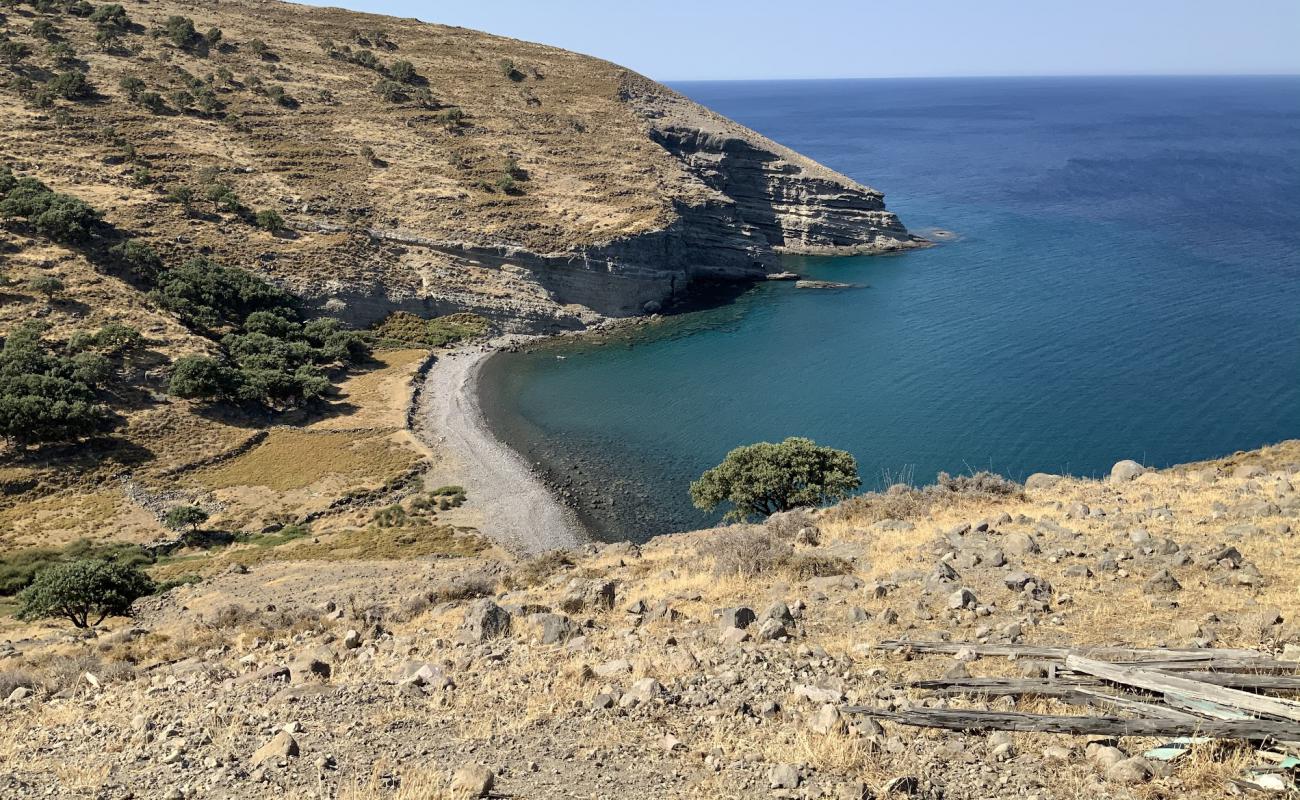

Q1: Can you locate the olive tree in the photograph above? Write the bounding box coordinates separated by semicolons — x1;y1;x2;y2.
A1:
689;437;861;522
16;559;155;628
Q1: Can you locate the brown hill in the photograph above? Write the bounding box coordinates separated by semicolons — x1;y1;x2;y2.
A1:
1;0;919;328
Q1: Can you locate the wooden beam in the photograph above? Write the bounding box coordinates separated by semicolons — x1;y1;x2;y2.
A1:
1065;655;1300;723
841;705;1300;739
873;640;1264;662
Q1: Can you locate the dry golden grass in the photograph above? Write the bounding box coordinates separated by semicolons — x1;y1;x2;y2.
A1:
194;429;421;492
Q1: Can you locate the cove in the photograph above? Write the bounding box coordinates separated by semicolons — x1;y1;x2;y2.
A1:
478;76;1300;542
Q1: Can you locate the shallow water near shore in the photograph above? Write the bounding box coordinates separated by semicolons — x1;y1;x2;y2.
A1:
479;76;1300;542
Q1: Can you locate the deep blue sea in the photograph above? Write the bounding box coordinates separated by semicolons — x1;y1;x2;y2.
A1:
479;76;1300;541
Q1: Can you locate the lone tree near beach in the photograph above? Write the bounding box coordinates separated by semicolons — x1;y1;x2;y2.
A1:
690;437;861;522
16;559;155;628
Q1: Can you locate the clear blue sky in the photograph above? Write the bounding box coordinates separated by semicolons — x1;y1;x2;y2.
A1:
304;0;1300;81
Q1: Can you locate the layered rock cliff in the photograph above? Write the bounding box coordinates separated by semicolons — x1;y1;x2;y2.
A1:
0;0;921;327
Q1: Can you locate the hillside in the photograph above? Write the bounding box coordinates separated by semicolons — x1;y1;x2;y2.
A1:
1;442;1297;798
1;0;919;328
0;0;918;547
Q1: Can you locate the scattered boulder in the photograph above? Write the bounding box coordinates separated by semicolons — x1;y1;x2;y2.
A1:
807;703;845;735
1024;473;1061;490
1143;569;1182;593
1105;757;1153;785
720;607;757;630
460;599;512;643
947;587;978;610
1110;460;1147;483
449;765;495;799
251;731;298;766
769;763;801;790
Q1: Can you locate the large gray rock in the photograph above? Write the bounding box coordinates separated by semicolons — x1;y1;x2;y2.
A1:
1143;569;1182;593
1024;473;1062;490
769;763;801;789
460;599;512;642
1110;460;1147;483
719;606;756;630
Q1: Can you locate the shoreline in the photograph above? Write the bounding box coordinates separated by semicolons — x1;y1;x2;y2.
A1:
410;336;587;555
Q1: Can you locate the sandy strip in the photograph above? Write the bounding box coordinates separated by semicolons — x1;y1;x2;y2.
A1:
412;339;586;555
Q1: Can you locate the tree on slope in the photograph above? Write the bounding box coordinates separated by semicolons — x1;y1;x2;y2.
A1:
689;437;860;522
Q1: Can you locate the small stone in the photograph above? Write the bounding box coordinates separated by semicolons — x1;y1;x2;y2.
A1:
947;588;977;610
460;599;512;642
342;629;361;649
449;765;495;798
807;703;844;735
1105;757;1153;785
1143;569;1182;593
769;763;800;790
720;607;757;630
251;731;298;765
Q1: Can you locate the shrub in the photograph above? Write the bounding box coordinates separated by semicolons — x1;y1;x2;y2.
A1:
247;38;269;59
697;527;789;579
0;36;30;65
46;71;92;101
372;505;406;528
388;59;417;84
0;323;115;445
16;559;155;628
27;275;64;300
435;107;466;130
373;311;489;348
254;209;284;231
167;355;234;401
0;539;150;596
205;27;222;46
373;79;405;103
137;91;166;113
690;437;861;522
118;74;144;99
47;41;78;67
159;15;198;50
150;257;294;328
165;185;194;208
163;505;208;533
169;89;193;112
30;20;59;41
89;4;130;32
498;59;523;81
68;322;143;357
350;49;379;70
110;239;162;277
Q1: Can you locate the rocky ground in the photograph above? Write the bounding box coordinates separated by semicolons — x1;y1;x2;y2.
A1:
2;441;1297;799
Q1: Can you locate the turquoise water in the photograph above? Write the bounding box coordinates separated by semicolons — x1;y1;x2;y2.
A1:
479;76;1300;541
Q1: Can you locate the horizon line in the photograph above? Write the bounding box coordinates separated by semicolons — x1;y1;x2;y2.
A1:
662;71;1300;84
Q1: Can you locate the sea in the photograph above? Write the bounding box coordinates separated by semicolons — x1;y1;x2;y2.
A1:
477;76;1300;541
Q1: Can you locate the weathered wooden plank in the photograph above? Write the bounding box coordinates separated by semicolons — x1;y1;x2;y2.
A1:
840;706;1300;739
1065;655;1300;723
1176;672;1300;691
873;640;1264;662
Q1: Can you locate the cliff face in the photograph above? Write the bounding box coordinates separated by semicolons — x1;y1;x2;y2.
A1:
0;0;920;327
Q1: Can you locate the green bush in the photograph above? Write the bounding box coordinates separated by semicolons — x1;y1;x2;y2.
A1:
0;539;150;597
68;322;143;357
16;559;155;628
137;91;166;113
167;354;234;401
31;20;59;41
0;322;116;445
0;172;102;243
388;59;417;84
435;107;466;130
118;75;144;99
690;437;861;522
163;505;208;533
247;38;269;59
27;275;64;299
0;35;31;66
89;4;131;32
373;79;405;103
498;59;523;81
150;256;293;329
159;15;198;50
373;311;489;348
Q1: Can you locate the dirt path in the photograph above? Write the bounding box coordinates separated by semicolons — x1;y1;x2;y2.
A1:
412;339;585;555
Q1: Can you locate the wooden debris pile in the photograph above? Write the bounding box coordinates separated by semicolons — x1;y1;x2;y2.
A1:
844;640;1300;791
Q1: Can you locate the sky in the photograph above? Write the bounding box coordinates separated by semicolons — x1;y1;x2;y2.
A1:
304;0;1300;81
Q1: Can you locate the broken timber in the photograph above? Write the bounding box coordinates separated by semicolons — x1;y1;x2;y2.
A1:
840;707;1300;740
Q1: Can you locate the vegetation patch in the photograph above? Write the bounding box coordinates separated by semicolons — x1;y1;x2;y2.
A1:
194;429;421;492
373;311;489;348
